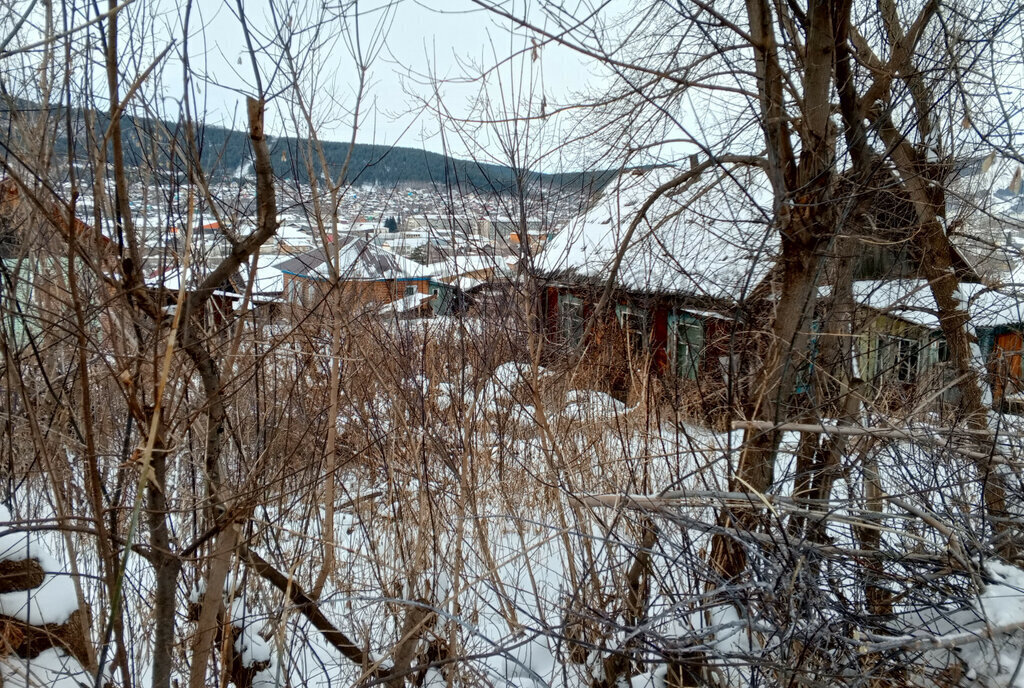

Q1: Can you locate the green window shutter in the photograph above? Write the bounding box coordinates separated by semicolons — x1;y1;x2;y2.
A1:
559;294;585;347
669;311;704;379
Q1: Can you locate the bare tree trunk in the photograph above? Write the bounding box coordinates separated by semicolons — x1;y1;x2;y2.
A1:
311;298;343;599
711;249;822;578
597;521;658;688
710;0;841;582
148;441;181;688
188;526;240;688
186;95;279;685
102;0;142;287
911;206;1010;553
789;234;858;541
876;120;1011;557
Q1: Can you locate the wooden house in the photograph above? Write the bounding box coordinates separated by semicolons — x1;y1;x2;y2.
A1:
846;280;958;411
849;279;1024;413
973;286;1024;410
276;236;433;311
427;280;465;317
837;157;1024;412
984;326;1024;409
533;166;777;415
427;253;502;285
532;161;1024;421
425;253;504;316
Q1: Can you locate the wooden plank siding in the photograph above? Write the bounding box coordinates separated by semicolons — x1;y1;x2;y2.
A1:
282;272;432;311
990;330;1024;408
852;313;958;414
541;284;751;422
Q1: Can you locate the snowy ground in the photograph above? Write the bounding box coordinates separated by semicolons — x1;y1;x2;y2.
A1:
4;347;1024;687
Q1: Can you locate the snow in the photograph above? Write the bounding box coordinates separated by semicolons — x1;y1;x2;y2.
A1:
563;389;630;420
234;621;273;668
423;667;447;687
426;254;504;280
276;223;314;245
454;275;481;291
898;559;1024;687
698;604;758;684
0;649;92;688
238;253;291;297
978;561;1024;628
851;279;1024;329
958;561;1024;687
0;506;79;626
630;665;668;688
376;292;432;316
12;314;1024;688
0;567;79;627
490;361;550;391
502;635;557;683
435;381;455;412
276;236;432;282
225;591;285;685
452;361;554;413
536;166;776;300
140;348;1024;687
146;265;191;292
251;667;285;687
0;505;33;563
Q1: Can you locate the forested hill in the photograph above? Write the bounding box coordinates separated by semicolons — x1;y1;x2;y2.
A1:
37;103;615;193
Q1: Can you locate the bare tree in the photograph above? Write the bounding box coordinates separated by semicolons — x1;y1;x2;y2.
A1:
3;1;1024;688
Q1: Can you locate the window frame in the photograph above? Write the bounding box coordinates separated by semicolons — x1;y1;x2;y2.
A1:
896;337;920;382
616;304;650;359
558;293;585;348
668;310;704;380
875;333;921;383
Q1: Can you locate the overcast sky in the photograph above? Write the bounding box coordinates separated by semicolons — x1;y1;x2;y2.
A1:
168;0;608;167
11;0;1022;171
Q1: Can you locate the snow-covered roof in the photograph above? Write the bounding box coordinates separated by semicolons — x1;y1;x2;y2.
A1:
536;166;777;301
236;254;290;297
146;265;199;292
851;279;1024;329
426;254;502;280
276;223;313;242
276;235;431;281
454;276;481;291
376;292;432;316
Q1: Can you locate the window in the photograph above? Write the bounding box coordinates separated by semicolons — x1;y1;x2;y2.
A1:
896;337;919;382
876;334;920;383
671;314;704;379
795;321;820;394
404;285;417;297
917;335;950;374
558;294;585;347
616;305;649;359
